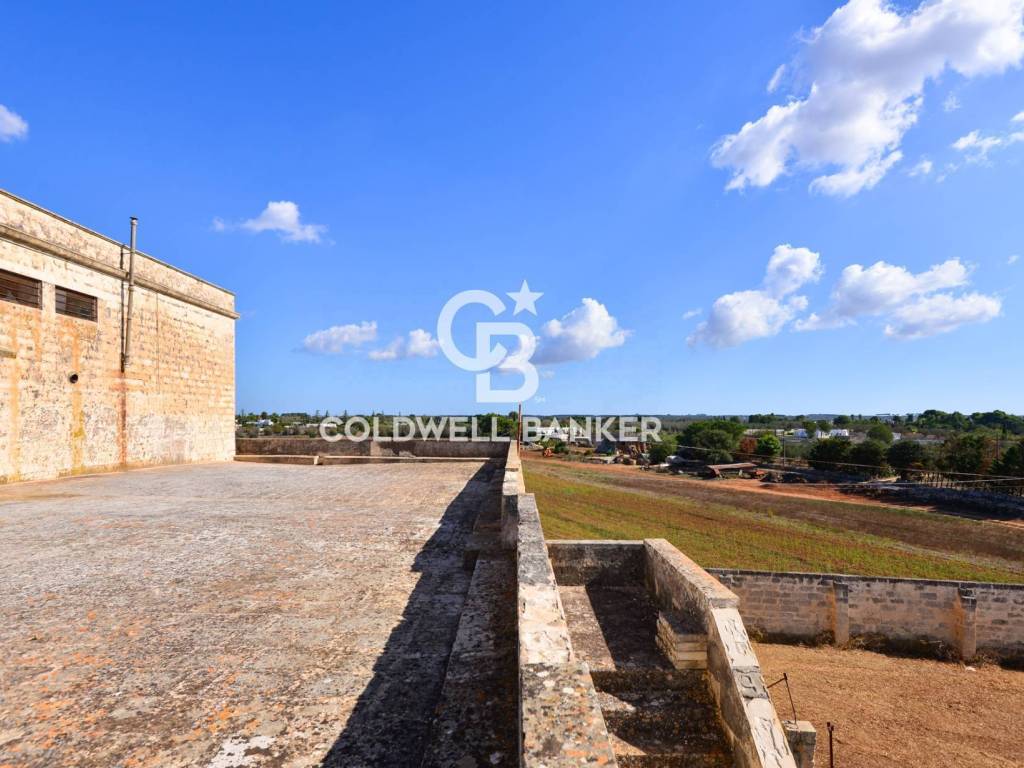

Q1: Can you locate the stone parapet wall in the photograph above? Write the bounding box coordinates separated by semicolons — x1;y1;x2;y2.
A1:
506;443;618;767
1;190;235;483
710;569;1024;659
547;539;645;587
645;541;799;768
236;437;509;459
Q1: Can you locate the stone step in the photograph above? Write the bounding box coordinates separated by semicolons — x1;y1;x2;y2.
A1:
590;668;709;695
657;610;708;670
599;692;723;744
614;751;733;768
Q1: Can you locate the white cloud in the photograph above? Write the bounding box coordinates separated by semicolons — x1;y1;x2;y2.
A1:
884;292;1001;339
952;123;1024;163
215;201;326;243
303;321;377;354
712;0;1024;196
909;158;933;176
1009;254;1020;264
952;129;1006;161
763;244;825;297
1013;110;1024;122
796;257;1000;338
533;299;630;364
0;104;28;142
943;93;961;112
369;329;440;361
682;308;702;320
688;245;821;347
767;64;787;94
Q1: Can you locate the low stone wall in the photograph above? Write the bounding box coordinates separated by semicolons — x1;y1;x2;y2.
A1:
547;540;645;587
235;437;508;459
646;541;800;768
710;569;1024;660
506;443;618;767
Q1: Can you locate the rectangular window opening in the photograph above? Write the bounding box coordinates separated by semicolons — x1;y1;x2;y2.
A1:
55;286;98;322
0;268;42;309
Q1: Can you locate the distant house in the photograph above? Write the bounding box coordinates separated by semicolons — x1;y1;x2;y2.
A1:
793;429;809;439
814;429;850;439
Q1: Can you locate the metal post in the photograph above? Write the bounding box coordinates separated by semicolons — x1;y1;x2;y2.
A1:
121;217;138;372
827;721;835;767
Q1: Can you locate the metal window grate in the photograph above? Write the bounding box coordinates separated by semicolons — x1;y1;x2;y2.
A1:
55;286;98;321
0;268;42;309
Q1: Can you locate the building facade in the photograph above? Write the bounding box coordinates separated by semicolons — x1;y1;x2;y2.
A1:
0;189;236;483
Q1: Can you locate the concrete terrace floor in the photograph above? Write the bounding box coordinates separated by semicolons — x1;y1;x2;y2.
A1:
0;460;495;767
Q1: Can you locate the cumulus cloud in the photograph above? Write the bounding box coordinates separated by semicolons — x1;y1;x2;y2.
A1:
712;0;1024;197
796;257;1000;338
369;329;440;361
943;93;961;112
242;201;326;243
303;321;377;354
884;293;1001;339
682;308;702;320
532;299;630;364
1013;110;1024;122
1009;254;1020;265
0;104;28;142
688;245;821;347
215;201;327;243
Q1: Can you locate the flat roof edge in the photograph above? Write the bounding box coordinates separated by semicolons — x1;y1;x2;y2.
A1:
0;188;235;297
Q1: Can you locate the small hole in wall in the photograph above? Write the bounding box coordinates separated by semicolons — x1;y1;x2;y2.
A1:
69;373;79;384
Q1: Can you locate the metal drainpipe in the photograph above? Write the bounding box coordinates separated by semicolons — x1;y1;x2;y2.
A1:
121;216;137;372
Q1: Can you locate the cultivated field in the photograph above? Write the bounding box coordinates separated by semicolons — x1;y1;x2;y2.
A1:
523;456;1024;583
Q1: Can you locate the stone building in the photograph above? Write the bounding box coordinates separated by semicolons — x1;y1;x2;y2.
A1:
0;189;236;483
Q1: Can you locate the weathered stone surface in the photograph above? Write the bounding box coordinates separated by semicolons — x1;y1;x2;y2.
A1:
0;190;235;484
520;661;618;767
548;540;646;587
0;461;492;766
782;721;816;768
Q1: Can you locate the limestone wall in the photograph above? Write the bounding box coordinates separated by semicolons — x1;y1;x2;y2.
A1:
0;190;235;482
711;569;1024;659
505;443;618;767
645;541;799;768
235;437;510;459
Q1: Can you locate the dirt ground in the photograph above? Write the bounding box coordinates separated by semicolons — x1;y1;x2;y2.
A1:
755;643;1024;768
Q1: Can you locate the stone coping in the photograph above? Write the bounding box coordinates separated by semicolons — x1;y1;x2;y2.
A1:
508;442;619;766
708;567;1024;591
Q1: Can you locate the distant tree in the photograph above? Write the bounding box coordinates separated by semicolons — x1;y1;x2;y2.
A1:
994;440;1024;477
756;434;782;459
700;429;736;452
703;449;733;465
850;439;889;476
807;438;852;471
801;420;817;436
939;434;995;475
887;440;929;472
867;424;894;444
677;421;744;462
834;415;851;426
816;419;832;431
647;442;671;464
738;437;758;458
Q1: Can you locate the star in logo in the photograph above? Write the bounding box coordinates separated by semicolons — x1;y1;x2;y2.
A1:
506;280;543;315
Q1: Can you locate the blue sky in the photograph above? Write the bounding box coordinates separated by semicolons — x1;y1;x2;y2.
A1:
3;1;1023;415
